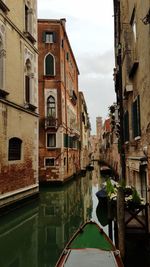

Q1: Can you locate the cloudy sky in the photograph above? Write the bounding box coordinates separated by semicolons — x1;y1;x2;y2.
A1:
37;0;116;133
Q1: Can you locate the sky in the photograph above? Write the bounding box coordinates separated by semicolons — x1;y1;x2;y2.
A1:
37;0;116;134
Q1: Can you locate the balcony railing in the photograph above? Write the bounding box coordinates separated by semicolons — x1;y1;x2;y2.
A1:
45;117;58;129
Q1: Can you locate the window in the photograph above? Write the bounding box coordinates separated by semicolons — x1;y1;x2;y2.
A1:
132;95;141;138
25;5;28;32
25;4;33;34
45;158;55;167
47;96;56;117
43;32;56;43
8;137;22;161
45;53;55;76
47;133;56;147
123;110;129;142
25;59;32;103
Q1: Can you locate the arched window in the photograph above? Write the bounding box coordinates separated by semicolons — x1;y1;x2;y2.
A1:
45;53;55;76
8;137;22;161
47;96;56;117
25;58;31;103
0;35;4;89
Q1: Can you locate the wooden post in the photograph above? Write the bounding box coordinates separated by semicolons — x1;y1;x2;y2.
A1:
117;187;125;258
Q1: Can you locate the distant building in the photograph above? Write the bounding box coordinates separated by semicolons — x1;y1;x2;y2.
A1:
96;117;102;139
0;0;39;208
79;92;91;170
38;19;80;182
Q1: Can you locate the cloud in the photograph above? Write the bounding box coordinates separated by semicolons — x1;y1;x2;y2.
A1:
79;73;116;134
37;0;116;133
77;50;114;76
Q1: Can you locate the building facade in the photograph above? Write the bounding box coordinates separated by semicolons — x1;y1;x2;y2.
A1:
113;0;150;227
79;92;91;170
38;19;80;182
0;0;39;208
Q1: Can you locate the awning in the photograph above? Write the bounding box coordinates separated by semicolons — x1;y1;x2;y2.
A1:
126;156;147;171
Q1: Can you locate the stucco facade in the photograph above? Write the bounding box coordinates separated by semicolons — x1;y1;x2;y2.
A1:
0;0;39;208
38;19;80;182
113;0;150;229
79;92;91;170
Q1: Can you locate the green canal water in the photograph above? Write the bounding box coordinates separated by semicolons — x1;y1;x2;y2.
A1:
0;162;107;267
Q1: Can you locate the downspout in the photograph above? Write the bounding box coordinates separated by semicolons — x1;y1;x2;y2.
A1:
64;47;69;173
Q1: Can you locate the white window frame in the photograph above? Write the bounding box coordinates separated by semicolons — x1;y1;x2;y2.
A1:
46;133;56;148
45;32;54;43
44;157;55;167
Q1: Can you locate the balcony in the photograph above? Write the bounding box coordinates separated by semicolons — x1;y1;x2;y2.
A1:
45;116;58;129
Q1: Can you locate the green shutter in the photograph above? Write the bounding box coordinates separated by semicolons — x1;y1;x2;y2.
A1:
124;111;129;142
42;31;46;42
132;95;141;138
53;32;56;42
64;134;68;147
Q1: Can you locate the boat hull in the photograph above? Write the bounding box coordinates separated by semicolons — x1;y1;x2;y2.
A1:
55;220;124;267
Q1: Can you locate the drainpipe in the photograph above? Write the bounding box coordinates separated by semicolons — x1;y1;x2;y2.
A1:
64;45;69;173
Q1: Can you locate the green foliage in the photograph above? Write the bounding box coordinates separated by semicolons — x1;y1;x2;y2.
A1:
132;188;141;204
106;178;115;195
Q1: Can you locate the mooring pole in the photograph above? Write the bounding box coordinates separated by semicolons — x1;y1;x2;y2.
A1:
113;0;126;258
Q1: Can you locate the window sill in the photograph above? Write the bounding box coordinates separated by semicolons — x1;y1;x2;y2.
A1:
24;103;37;112
125;141;129;145
134;136;141;141
0;0;10;13
0;88;9;99
24;31;36;44
45;165;55;168
43;75;55;79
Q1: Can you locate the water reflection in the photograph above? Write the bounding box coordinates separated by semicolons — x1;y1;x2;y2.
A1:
38;172;93;267
0;163;104;267
0;202;38;267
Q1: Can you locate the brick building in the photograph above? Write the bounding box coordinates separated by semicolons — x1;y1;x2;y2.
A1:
113;0;150;228
0;0;39;208
38;19;80;182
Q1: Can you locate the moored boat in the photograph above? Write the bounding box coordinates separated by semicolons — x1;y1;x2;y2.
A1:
55;220;124;267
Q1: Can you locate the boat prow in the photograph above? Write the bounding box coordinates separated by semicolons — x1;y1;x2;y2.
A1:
55;220;124;267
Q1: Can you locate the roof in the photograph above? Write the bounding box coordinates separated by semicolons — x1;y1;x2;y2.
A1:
38;18;80;74
104;118;111;132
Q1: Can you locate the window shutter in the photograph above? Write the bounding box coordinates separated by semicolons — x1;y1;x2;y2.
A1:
132;95;141;138
25;75;30;102
64;134;68;147
124;111;129;142
42;31;46;42
53;32;56;42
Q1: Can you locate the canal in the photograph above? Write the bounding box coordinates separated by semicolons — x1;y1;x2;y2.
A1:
0;162;105;267
0;162;150;267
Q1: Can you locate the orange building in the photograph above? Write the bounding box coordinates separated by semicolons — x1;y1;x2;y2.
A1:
38;19;80;182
